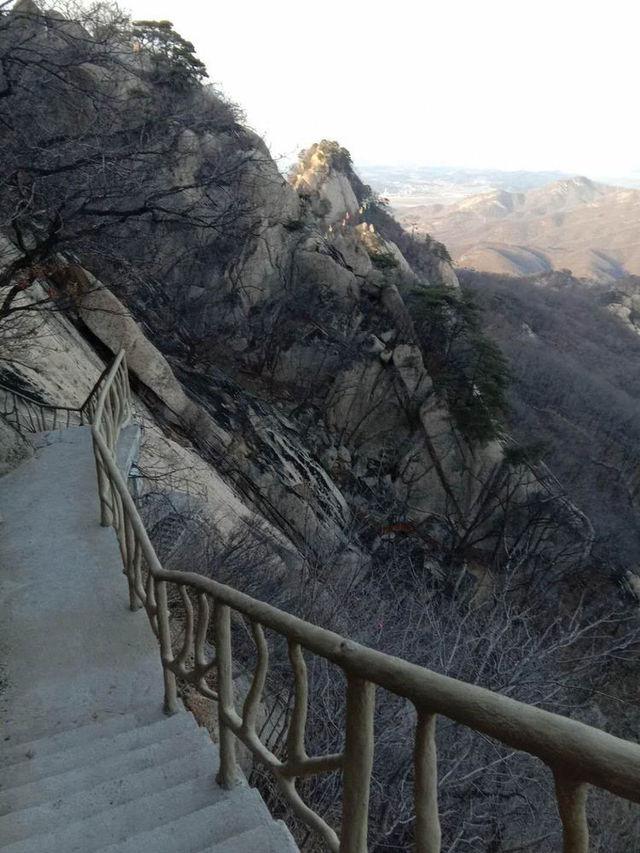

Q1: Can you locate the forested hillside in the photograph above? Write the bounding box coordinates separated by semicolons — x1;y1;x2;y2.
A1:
462;269;640;569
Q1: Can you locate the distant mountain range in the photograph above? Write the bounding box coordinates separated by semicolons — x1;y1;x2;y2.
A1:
370;173;640;282
357;165;573;206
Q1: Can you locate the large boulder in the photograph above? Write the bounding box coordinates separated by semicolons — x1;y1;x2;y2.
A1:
294;240;360;303
79;275;192;418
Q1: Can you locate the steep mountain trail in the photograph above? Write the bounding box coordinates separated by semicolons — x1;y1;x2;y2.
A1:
2;3;640;847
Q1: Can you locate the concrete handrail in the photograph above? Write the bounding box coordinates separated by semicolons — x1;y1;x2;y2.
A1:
90;349;640;853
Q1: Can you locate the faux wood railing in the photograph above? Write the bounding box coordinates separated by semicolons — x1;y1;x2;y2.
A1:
90;349;640;853
0;359;112;435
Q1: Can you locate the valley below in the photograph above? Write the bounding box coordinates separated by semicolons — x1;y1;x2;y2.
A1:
364;166;640;282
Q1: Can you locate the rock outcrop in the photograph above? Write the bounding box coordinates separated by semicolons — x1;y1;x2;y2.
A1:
0;7;592;609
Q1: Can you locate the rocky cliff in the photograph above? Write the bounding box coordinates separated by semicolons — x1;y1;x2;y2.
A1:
0;2;593;599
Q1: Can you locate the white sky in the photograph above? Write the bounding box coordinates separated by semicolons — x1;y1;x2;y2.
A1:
123;0;640;178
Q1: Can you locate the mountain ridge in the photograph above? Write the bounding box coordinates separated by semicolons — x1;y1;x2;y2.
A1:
394;175;640;281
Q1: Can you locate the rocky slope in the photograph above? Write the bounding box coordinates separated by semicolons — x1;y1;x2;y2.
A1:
462;268;640;570
81;135;593;583
4;127;586;589
0;0;618;681
598;275;640;336
396;175;640;281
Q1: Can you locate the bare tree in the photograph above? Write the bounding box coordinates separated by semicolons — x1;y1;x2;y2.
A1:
0;0;257;332
147;476;640;853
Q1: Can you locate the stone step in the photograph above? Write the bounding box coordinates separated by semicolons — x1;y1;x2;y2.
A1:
0;425;299;851
1;709;196;789
0;697;134;748
0;672;163;744
0;726;207;817
93;787;271;853
0;741;219;846
1;706;168;768
203;820;300;852
0;774;231;853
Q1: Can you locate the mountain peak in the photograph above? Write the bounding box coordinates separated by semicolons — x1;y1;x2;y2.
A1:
555;175;595;191
394;172;640;282
541;175;609;207
290;140;365;223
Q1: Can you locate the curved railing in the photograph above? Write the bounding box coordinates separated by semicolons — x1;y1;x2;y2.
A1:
90;349;133;527
90;349;640;853
0;359;113;435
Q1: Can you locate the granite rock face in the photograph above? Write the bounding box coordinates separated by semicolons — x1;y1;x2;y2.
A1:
0;10;591;600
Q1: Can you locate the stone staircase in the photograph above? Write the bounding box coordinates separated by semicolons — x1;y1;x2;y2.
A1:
0;428;298;852
0;708;294;852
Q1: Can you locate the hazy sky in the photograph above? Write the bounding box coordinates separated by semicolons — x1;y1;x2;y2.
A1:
124;0;639;178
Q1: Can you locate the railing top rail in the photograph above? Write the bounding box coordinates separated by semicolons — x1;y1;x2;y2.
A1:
0;355;115;417
79;359;115;412
92;349;127;428
157;567;640;803
0;380;84;412
91;423;640;808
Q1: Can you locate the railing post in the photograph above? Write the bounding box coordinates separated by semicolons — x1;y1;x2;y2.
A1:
94;448;112;527
124;517;141;612
554;771;589;853
214;602;239;789
340;675;375;853
414;711;441;852
155;579;178;715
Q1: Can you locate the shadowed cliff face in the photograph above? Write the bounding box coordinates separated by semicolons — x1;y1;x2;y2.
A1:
461;268;640;569
96;126;591;576
0;0;591;582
